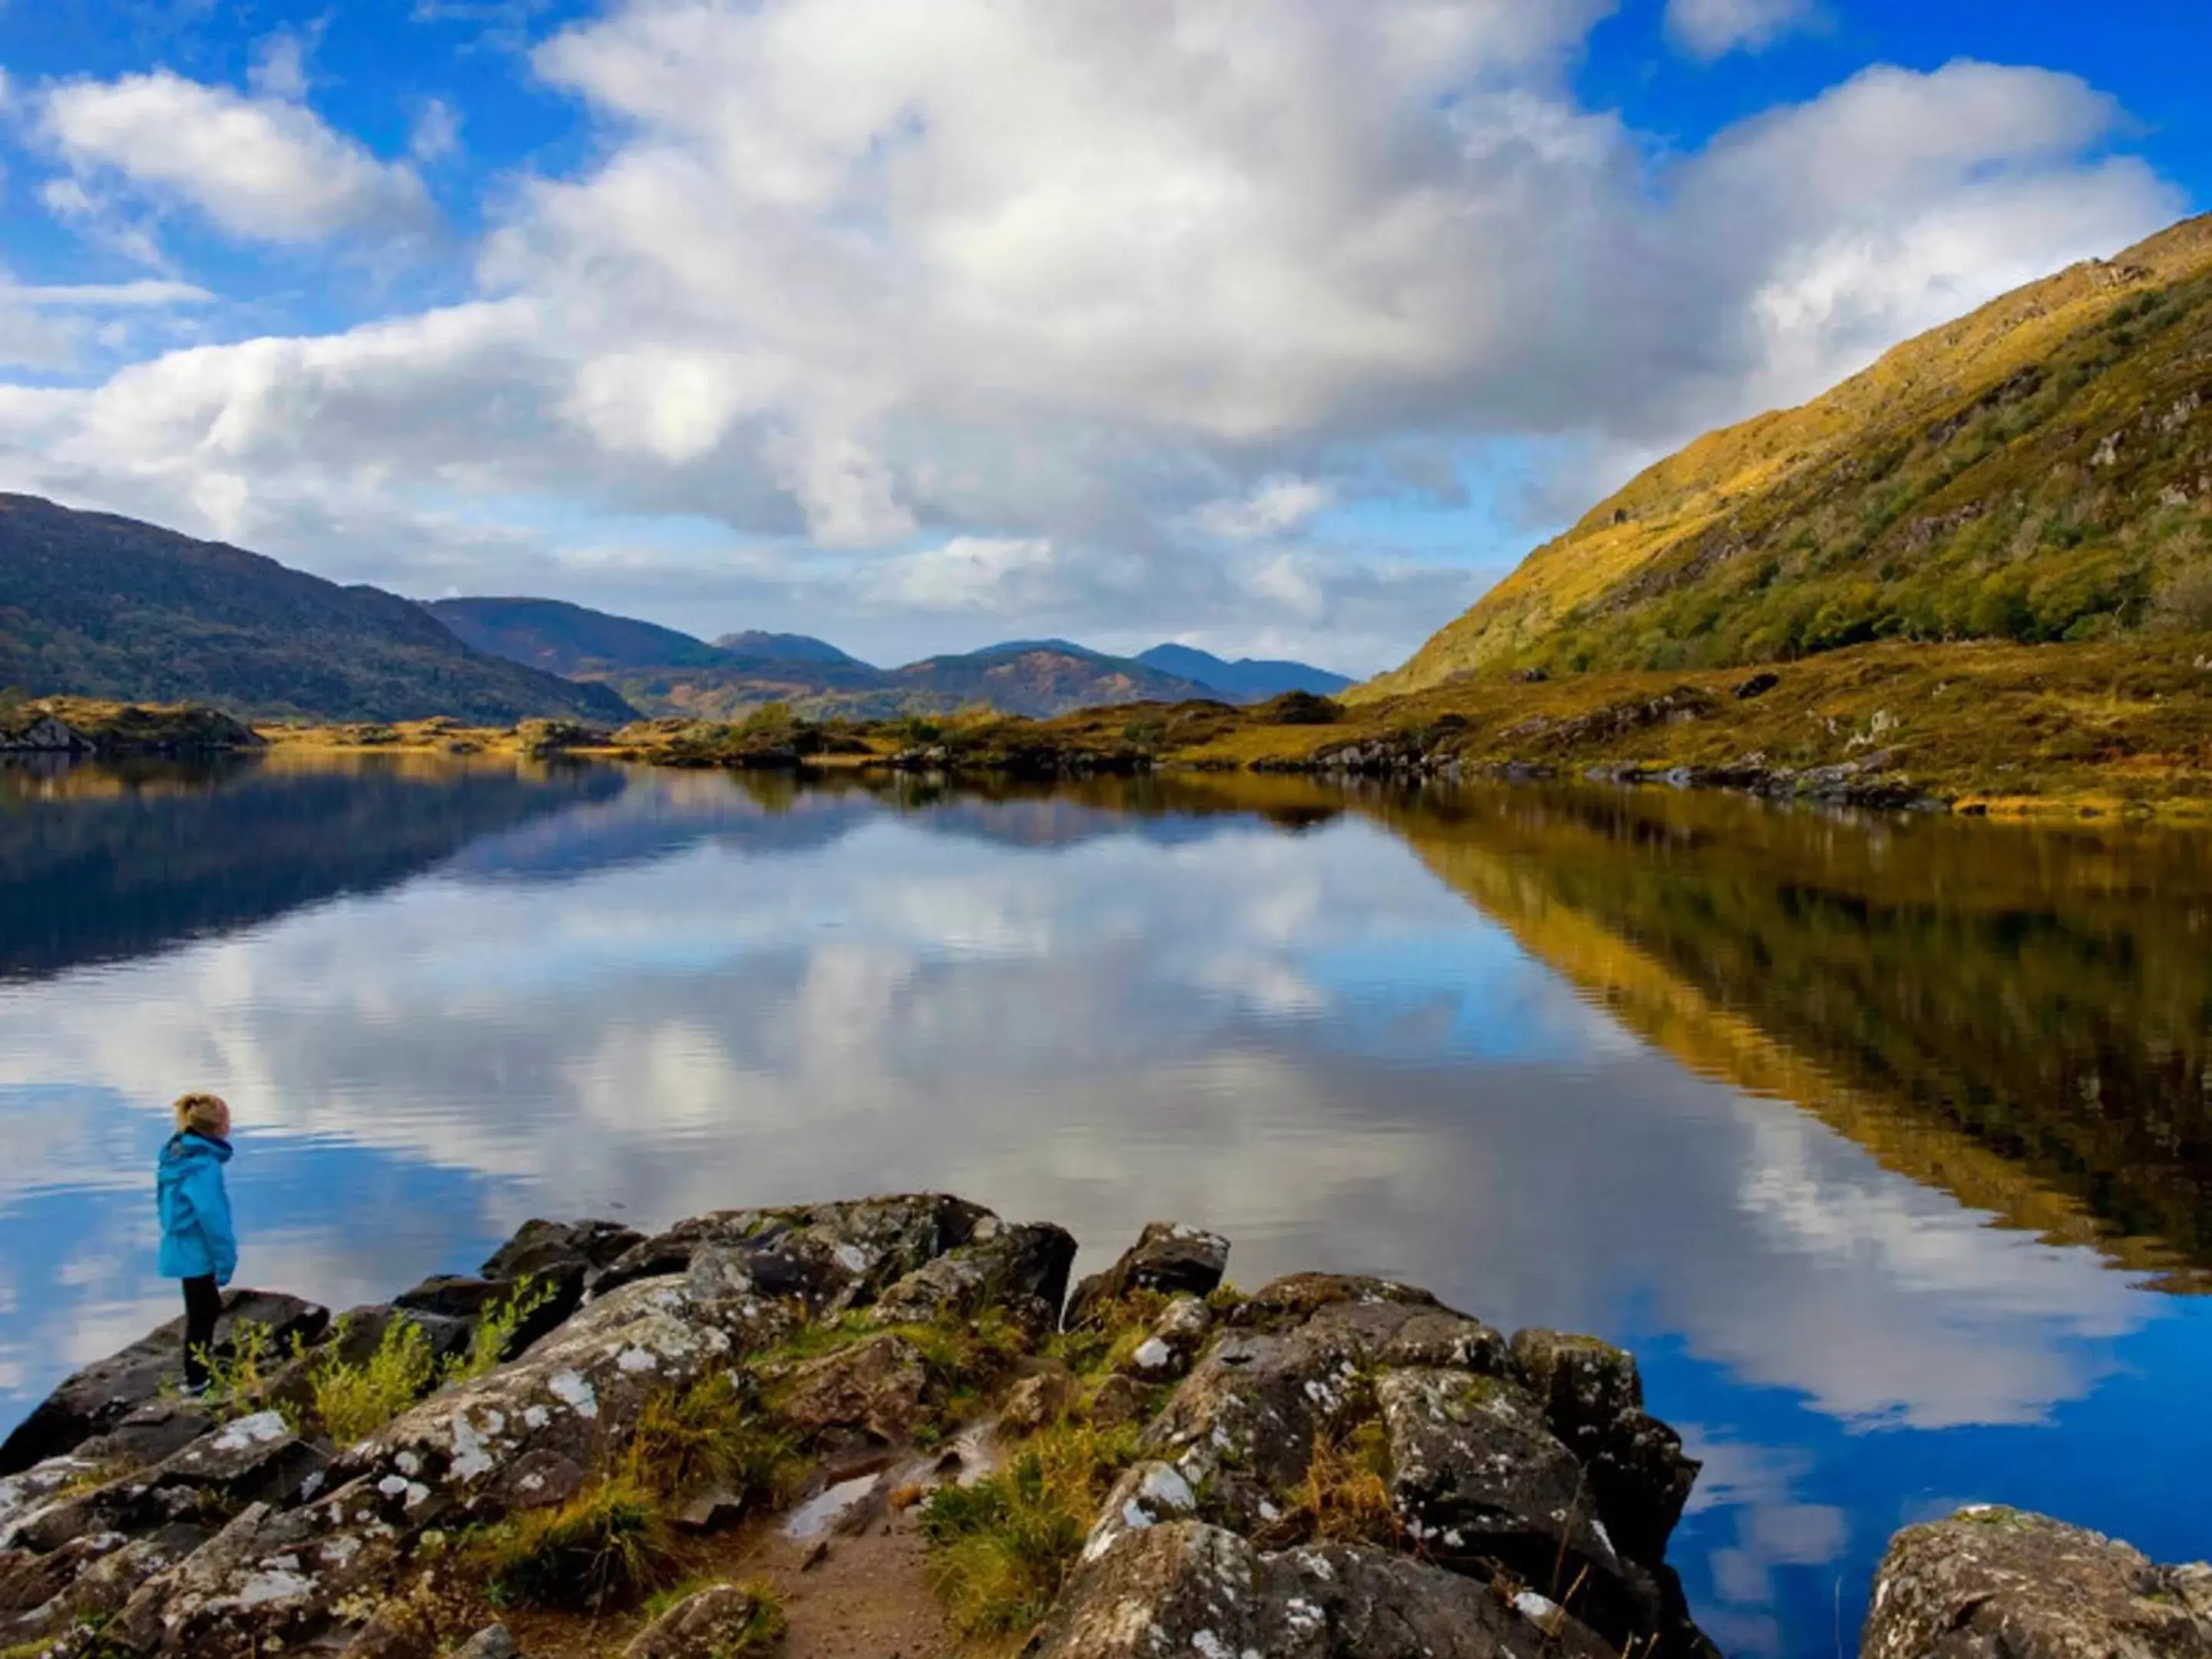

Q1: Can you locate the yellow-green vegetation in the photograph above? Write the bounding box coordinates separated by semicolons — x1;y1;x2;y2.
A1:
624;1371;805;1509
919;1418;1144;1634
188;1320;280;1421
1366;215;2212;695
307;1317;439;1446
478;1475;680;1612
1371;780;2212;1283
1266;1417;1398;1548
998;636;2212;813
917;1292;1172;1634
445;1277;559;1385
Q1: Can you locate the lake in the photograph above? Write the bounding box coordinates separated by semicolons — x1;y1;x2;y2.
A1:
2;753;2207;1655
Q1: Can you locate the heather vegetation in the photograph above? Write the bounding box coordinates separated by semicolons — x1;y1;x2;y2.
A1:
1368;215;2212;694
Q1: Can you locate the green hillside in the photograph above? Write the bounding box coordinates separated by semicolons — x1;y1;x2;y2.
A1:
0;495;635;724
1364;214;2212;697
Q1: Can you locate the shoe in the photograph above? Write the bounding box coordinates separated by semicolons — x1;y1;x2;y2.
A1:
180;1380;210;1398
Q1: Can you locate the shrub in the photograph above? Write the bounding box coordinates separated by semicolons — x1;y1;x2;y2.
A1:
481;1476;677;1612
310;1316;437;1445
1257;690;1345;725
920;1418;1142;1634
627;1371;803;1509
187;1320;278;1422
443;1277;557;1386
2151;552;2212;634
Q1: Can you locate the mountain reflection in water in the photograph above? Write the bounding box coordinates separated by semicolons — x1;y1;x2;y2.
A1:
0;756;2205;1657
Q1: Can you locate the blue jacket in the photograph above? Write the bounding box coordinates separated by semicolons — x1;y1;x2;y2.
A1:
157;1131;237;1284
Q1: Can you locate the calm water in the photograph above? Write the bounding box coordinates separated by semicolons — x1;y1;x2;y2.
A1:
2;756;2208;1654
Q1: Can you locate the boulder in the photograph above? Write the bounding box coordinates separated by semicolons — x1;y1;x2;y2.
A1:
482;1217;643;1286
451;1627;518;1659
867;1216;1078;1333
0;1291;328;1475
8;1411;329;1555
998;1368;1078;1437
1065;1222;1230;1328
1117;1295;1211;1381
1086;1373;1151;1427
623;1581;779;1659
1511;1328;1699;1567
69;1399;218;1472
1105;1274;1710;1659
776;1334;928;1444
0;1523;207;1649
591;1194;991;1302
1862;1507;2212;1659
1030;1520;1618;1659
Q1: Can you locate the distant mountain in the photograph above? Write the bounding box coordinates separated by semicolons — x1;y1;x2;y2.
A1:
0;495;635;725
427;597;724;674
891;644;1208;717
1364;214;2212;697
1135;644;1352;700
714;631;869;667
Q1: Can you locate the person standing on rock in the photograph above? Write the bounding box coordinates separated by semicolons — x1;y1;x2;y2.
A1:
156;1092;239;1394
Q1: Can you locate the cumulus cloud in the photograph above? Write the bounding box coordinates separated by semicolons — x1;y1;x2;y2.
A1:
0;0;2187;662
1667;0;1820;59
0;274;214;372
39;70;434;246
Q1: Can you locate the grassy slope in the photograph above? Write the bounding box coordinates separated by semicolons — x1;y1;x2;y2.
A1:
979;633;2212;812
1363;215;2212;697
0;496;635;725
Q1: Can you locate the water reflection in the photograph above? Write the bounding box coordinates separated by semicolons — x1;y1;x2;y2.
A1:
0;759;2206;1657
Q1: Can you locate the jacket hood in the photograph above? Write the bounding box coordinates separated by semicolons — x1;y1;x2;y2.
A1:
158;1131;233;1187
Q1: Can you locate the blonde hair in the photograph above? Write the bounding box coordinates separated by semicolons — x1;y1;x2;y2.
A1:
174;1093;231;1138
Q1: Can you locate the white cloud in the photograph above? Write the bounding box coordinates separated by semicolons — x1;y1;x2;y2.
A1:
248;27;318;101
1194;477;1334;540
0;274;214;372
39;71;434;245
1667;0;1819;59
0;4;2187;663
411;98;462;163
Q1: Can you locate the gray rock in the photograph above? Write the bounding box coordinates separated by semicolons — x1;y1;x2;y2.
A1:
1028;1520;1616;1659
1512;1328;1698;1566
868;1216;1078;1333
1862;1507;2212;1659
1065;1221;1230;1328
69;1399;218;1472
1117;1295;1212;1382
777;1333;927;1444
623;1581;778;1659
451;1625;519;1659
0;1291;328;1475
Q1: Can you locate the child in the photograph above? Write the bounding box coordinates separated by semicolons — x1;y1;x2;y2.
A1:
156;1092;238;1394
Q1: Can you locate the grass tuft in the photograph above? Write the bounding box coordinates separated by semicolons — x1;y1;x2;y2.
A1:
625;1370;806;1510
919;1418;1142;1635
478;1475;679;1613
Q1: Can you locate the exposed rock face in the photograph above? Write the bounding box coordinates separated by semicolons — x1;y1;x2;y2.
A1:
1030;1520;1618;1659
0;1198;1724;1659
1862;1507;2212;1659
0;1290;327;1475
1075;1271;1710;1658
1065;1220;1230;1327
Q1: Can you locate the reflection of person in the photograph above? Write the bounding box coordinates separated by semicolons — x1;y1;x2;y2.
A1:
157;1092;239;1395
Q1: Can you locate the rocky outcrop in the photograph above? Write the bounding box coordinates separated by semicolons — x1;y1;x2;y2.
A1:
0;1197;1720;1658
0;1290;326;1475
1059;1268;1711;1659
1862;1507;2212;1659
1065;1220;1229;1327
1030;1521;1618;1659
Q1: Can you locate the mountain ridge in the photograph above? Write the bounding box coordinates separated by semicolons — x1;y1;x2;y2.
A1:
1361;214;2212;698
0;496;635;725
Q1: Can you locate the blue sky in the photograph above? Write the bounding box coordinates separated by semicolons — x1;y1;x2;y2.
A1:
0;0;2204;669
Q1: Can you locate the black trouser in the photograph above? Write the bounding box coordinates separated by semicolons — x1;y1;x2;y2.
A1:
181;1274;223;1389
